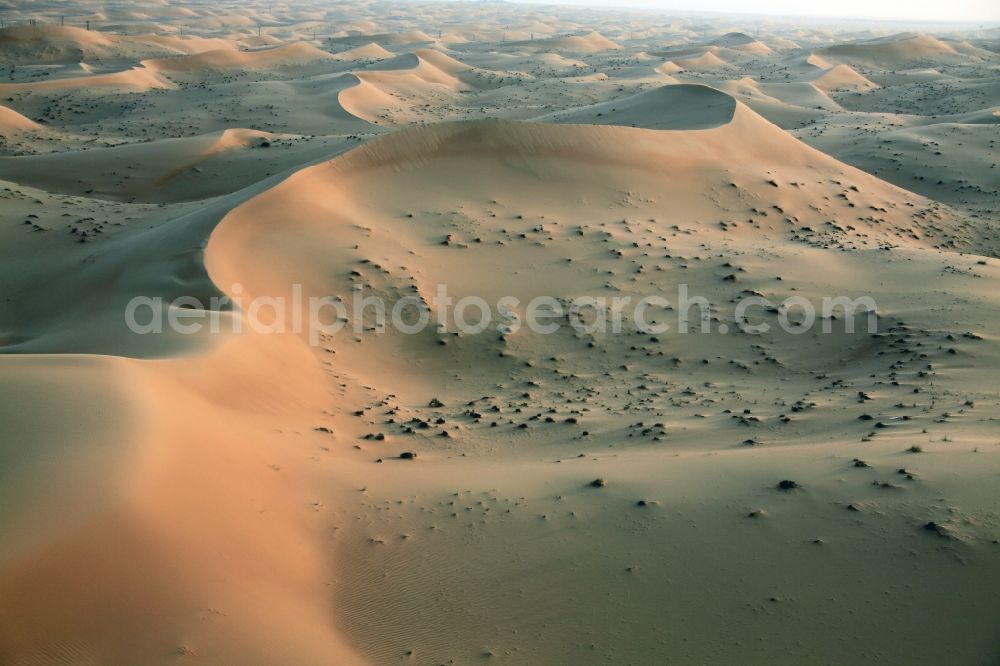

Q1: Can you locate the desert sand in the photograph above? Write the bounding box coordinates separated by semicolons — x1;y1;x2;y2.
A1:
1;1;999;664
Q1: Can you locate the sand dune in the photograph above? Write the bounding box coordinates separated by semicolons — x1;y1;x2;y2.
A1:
655;60;685;74
0;128;281;201
0;24;236;64
820;32;972;67
0;346;366;664
712;31;775;55
766;35;801;49
809;63;880;92
210;116;859;376
715;78;837;127
200;117;994;663
0;64;173;92
214;115;958;305
412;48;474;75
327;30;436;48
144;42;335;73
0;24;114;64
357;51;468;86
123;33;238;56
539;30;623;53
805;116;1000;211
539;52;590;71
949;39;1000;59
0;104;41;133
804;52;834;69
674;51;733;70
760;80;842;111
337;50;475;124
2;3;999;665
542;83;738;129
330;42;395;62
948;106;1000;124
237;34;286;48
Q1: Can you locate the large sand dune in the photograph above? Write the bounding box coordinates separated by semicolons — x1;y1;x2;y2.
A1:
819;32;987;67
809;63;880;92
1;2;999;665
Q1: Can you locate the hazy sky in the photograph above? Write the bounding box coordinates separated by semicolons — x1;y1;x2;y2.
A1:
506;0;1000;23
